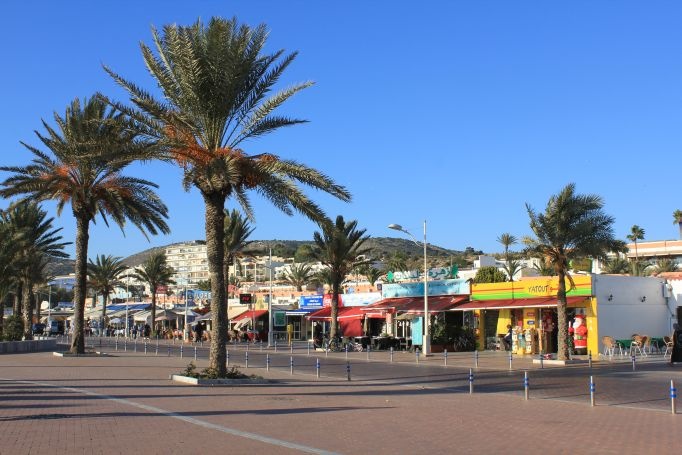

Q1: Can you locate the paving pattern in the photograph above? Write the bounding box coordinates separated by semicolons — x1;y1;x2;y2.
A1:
1;339;681;454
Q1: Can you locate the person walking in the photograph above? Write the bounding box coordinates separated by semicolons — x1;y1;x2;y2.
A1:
670;323;682;366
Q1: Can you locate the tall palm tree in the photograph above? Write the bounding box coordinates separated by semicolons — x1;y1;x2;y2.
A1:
359;263;384;288
673;210;682;240
0;96;170;353
497;232;524;281
281;262;314;291
626;225;645;274
87;255;126;337
223;209;254;290
523;183;625;360
313;216;371;339
130;252;175;336
106;17;351;375
1;202;68;339
0;216;19;338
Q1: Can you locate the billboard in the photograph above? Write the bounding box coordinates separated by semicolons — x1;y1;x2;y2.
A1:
381;279;470;298
299;295;324;309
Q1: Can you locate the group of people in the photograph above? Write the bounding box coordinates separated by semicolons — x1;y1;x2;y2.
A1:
131;324;151;339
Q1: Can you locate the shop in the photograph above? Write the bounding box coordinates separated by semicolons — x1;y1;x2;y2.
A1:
455;276;593;354
231;309;268;341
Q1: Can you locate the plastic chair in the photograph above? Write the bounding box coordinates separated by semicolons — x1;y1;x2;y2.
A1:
663;336;674;358
631;335;645;356
602;336;620;358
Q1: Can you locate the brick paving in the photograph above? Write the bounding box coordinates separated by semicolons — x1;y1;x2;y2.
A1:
1;340;681;454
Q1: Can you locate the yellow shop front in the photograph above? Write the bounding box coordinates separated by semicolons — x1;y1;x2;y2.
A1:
455;276;596;355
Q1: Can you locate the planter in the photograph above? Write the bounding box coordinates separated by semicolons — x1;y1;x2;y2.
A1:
429;344;449;353
53;351;111;357
170;374;272;386
0;338;57;354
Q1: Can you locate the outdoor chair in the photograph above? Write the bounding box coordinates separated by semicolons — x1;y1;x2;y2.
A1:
631;335;646;357
663;336;674;359
602;336;620;358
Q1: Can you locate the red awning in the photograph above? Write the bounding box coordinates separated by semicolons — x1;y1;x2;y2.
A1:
232;309;268;321
363;295;469;314
454;296;589;311
306;306;365;320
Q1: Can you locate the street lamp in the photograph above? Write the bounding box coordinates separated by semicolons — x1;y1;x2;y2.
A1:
268;248;273;347
125;275;130;338
388;221;430;356
184;275;189;342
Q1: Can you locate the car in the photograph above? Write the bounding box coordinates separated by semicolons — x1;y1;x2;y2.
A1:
32;323;46;335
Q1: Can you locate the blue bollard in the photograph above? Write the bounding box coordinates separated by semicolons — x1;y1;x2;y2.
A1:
316;358;320;378
290;356;294;375
671;380;677;415
346;361;351;381
469;368;474;394
524;371;529;400
245;351;249;368
180;344;183;358
226;350;230;366
590;376;596;406
390;346;394;363
474;350;479;368
444;349;448;366
194;345;197;361
266;353;270;371
416;348;420;364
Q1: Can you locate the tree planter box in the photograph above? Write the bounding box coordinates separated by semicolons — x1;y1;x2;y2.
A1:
532;357;587;366
53;351;111;357
0;339;56;354
170;374;272;386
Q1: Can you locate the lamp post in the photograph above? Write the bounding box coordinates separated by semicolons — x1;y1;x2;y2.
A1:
268;248;274;347
184;275;189;341
125;274;130;338
388;221;430;356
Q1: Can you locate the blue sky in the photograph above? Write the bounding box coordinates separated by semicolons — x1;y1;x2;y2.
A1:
2;1;682;259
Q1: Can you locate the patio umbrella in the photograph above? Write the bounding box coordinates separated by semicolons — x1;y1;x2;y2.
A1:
110;317;123;324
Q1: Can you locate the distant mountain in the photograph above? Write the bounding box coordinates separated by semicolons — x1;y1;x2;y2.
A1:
47;237;470;276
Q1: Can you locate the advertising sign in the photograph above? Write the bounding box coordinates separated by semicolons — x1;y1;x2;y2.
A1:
299;295;324;309
471;276;592;301
274;311;286;327
338;292;382;307
381;279;470;298
239;293;253;305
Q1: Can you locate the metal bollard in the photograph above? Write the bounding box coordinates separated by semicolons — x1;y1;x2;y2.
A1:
539;353;544;369
444;349;448;366
474;350;479;368
124;339;127;352
226;350;230;366
144;341;148;354
588;351;592;368
416;348;420;364
290;343;293;353
245;351;249;368
469;368;474;394
366;345;371;362
345;343;348;359
194;345;197;361
524;371;529;400
275;341;278;352
390;346;394;363
134;339;137;352
167;345;171;357
155;340;158;356
290;356;294;375
631;353;636;371
316;358;320;378
115;339;118;351
246;341;249;352
308;342;311;356
590;376;596;407
180;344;184;358
346;361;351;381
509;352;513;370
266;353;270;371
671;380;677;415
260;341;263;352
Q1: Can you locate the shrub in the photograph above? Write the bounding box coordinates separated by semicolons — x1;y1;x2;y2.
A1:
3;315;23;341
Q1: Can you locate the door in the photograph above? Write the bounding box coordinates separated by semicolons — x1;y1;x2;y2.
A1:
293;319;301;340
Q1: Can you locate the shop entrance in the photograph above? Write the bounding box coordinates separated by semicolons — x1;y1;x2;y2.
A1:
540;308;558;353
483;310;500;350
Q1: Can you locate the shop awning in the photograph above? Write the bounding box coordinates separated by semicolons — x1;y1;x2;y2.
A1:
453;296;589;311
364;295;469;314
306;306;366;320
232;309;268;322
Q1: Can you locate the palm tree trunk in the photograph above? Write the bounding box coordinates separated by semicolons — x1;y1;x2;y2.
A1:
150;291;157;337
556;269;569;360
0;293;4;338
22;276;33;340
70;215;89;354
100;294;107;337
330;280;341;339
205;193;227;375
13;284;21;316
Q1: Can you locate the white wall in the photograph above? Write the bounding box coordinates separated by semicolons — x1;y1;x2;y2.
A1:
667;279;682;321
592;275;673;344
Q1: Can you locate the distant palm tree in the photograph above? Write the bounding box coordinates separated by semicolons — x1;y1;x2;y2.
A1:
281;263;315;291
1;202;68;339
106;17;351;375
0;216;19;338
602;257;631;274
0;97;169;353
647;258;679;275
386;251;409;273
497;232;524;281
313;267;334;290
314;216;371;338
626;225;645;274
130;252;176;336
524;183;625;360
359;264;384;288
223;209;254;290
87;255;126;337
674;210;682;240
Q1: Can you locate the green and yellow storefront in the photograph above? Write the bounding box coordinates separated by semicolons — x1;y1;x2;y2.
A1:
455;276;596;355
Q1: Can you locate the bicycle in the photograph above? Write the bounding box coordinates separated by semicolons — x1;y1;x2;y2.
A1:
325;336;343;352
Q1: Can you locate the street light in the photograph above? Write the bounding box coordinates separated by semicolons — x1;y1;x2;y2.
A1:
184;274;189;341
268;248;273;347
388;221;430;356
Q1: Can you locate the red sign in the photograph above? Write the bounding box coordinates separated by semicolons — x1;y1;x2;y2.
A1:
323;294;344;307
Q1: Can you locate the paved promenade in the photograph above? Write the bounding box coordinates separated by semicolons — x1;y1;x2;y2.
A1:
1;340;681;454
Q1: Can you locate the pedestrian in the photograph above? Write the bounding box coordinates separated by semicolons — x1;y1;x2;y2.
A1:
502;324;512;351
194;322;204;342
132;325;138;339
670;323;682;366
144;324;151;339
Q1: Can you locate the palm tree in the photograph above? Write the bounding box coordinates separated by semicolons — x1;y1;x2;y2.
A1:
1;202;68;339
601;257;631;274
281;262;314;291
313;216;371;339
0;216;19;338
359;263;384;288
87;255;126;337
647;258;679;275
626;225;645;274
523;183;625;360
674;210;682;240
223;209;254;290
497;232;524;281
130;252;175;336
386;251;409;273
106;17;351;375
313;267;334;291
0;97;170;353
